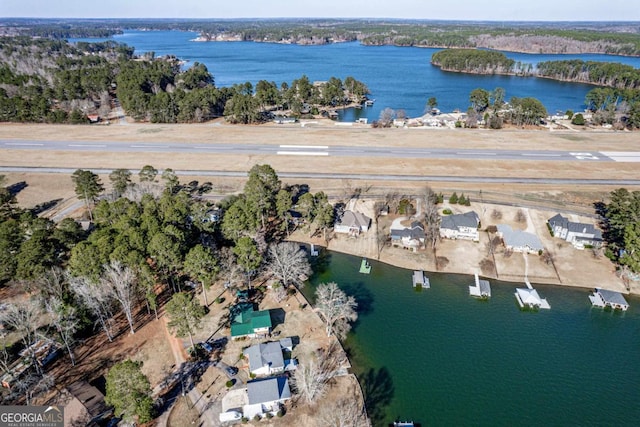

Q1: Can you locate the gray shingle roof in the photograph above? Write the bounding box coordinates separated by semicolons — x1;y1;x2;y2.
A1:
336;210;371;230
440;211;479;231
390;221;425;239
497;224;544;251
244;342;285;373
247;377;291;405
597;289;629;307
548;213;602;240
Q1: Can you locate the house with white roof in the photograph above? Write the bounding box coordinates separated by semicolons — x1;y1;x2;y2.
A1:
243;338;296;377
439;211;480;241
496;224;544;254
334;210;371;236
548;213;603;249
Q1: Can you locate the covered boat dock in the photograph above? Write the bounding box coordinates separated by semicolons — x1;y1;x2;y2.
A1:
589;288;629;311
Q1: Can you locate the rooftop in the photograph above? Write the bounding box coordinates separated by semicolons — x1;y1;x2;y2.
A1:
497;224;544;252
244;341;285;373
247;376;291;405
440;211;479;231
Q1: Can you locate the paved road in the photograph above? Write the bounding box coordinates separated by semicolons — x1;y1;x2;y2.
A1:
3;139;640;162
2;166;640;186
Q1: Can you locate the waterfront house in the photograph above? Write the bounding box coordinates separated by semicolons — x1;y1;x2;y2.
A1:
243;376;292;419
439;211;480;241
243;339;296;377
496;224;544;254
589;288;629;311
334;210;371;236
230;304;272;340
547;213;603;249
390;221;426;251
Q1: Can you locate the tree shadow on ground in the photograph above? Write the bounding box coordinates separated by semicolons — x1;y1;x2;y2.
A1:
7;181;27;196
359;366;394;426
31;198;63;215
309;249;332;276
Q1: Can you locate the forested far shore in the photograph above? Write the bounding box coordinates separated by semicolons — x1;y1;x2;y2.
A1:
2;18;640;56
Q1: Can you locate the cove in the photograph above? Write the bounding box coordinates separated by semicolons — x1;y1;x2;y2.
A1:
70;30;640;119
303;250;640;426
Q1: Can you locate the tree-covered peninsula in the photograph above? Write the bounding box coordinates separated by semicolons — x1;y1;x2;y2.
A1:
0;36;368;124
431;49;516;74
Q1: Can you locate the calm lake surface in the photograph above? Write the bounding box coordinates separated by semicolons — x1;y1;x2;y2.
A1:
304;250;640;426
71;30;640;120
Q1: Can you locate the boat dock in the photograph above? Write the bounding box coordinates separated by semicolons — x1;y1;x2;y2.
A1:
412;270;430;289
469;273;491;298
589;288;629;311
515;279;550;309
359;258;372;274
310;244;319;257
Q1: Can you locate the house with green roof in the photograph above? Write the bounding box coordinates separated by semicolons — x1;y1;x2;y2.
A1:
230;304;272;339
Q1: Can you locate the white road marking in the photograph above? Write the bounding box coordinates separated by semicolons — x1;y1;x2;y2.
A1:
462;152;497;156
68;144;107;147
280;145;329;149
130;145;166;148
600;151;640;162
276;151;329;156
521;153;562;157
5;142;44;146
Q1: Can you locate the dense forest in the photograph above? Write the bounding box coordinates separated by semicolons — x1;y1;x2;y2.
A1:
2;18;640;55
0;36;368;124
536;60;640;89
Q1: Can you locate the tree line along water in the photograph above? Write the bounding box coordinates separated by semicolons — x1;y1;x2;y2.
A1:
70;30;640;120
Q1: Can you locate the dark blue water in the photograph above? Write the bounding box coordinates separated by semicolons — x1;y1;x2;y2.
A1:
70;30;640;119
304;251;640;426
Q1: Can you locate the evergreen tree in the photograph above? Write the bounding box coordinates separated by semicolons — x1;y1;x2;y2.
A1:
105;360;154;424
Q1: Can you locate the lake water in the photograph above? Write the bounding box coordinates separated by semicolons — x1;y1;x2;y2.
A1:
70;30;640;120
304;251;640;426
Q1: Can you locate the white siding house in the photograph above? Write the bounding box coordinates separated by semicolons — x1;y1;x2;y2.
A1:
439;211;480;241
334;210;371;236
548;213;603;248
496;224;544;254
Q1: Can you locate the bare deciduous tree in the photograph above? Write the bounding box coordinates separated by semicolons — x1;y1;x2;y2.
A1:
0;301;43;374
423;186;441;250
515;209;527;223
70;274;116;342
291;342;346;405
317;392;369;427
9;372;54;405
101;261;139;335
266;242;311;291
491;209;503;220
272;282;288;303
45;297;78;366
314;282;358;339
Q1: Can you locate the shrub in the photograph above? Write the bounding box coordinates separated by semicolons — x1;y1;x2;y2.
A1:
215;297;225;304
254;414;261;422
565;109;574;119
276;410;284;417
572;113;585;125
241;417;249;423
442;208;452;215
249;372;256;379
538;249;543;256
266;412;274;419
286;287;297;296
455;120;462;128
546;223;554;237
449;192;459;204
226;380;234;388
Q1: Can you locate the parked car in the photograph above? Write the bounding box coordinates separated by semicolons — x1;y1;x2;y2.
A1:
201;342;213;353
225;366;238;376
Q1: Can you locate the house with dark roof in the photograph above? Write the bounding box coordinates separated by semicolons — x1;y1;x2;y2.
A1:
243;376;291;419
62;380;110;427
439;211;480;241
243;339;296;377
390;221;425;251
230;304;272;339
548;213;603;248
496;224;544;254
334;210;371;236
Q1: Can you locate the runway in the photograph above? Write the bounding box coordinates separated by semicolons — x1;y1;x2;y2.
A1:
2;139;637;162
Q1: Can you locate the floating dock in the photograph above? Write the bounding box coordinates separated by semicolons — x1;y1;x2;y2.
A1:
469;273;491;298
589;288;629;311
310;244;319;257
412;270;430;289
359;258;372;274
365;99;375;106
515;280;550;309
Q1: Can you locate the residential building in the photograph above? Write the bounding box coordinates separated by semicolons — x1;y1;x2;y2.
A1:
230;304;272;339
390;221;425;251
62;380;110;427
243;376;292;419
439;211;480;241
496;224;544;254
243;338;296;377
334;210;371;236
547;213;603;248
